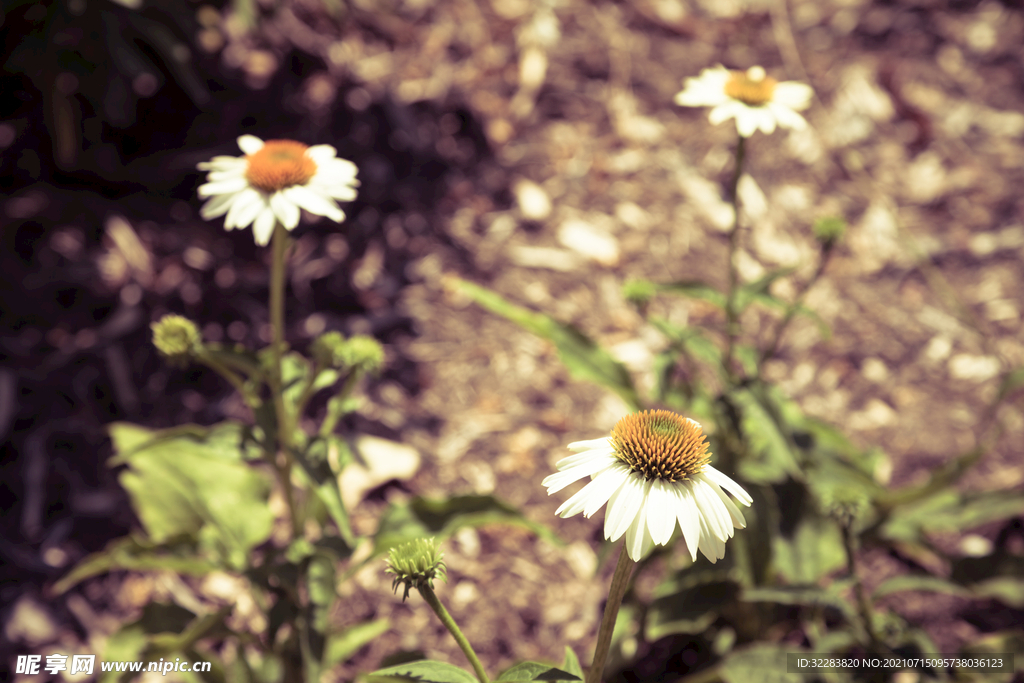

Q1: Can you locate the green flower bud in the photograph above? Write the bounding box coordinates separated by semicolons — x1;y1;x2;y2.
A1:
812;216;846;247
819;484;869;526
385;538;447;601
311;331;384;374
623;279;657;308
151;314;202;366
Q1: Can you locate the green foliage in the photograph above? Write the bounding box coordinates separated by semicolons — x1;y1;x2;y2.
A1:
369;661;480;683
496;663;581;682
373;495;560;557
456;278;640;410
109;422;274;570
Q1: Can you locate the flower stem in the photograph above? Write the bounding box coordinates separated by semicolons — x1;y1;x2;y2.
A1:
758;241;835;369
269;222;300;538
586;544;635;683
723;134;747;383
418;584;490;683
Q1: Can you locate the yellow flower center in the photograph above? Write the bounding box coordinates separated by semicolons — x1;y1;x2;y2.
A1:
611;410;710;482
724;67;777;106
244;140;317;193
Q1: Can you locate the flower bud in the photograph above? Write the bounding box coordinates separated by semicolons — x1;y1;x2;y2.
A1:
622;279;656;308
812;216;846;248
385;537;447;601
151;314;202;366
311;331;384;374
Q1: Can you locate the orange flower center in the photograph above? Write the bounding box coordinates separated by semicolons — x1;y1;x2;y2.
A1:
611;410;710;482
244;140;317;193
724;67;777;106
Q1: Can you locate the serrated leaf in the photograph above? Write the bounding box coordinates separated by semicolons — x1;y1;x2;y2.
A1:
324;619;390;668
108;422;273;570
772;516;846;584
373;495;559;557
456;279;639;409
648;570;740;639
369;661;479;683
730;389;801;484
496;662;580;682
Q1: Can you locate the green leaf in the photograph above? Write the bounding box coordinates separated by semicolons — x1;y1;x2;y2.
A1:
772;516;846;584
496;663;580;682
456;279;640;409
648;569;740;639
294;436;355;546
561;648;583;681
100;624;147;683
971;577;1024;608
324;618;390;668
719;644;807;683
369;661;479;683
996;366;1024;403
53;536;219;594
872;575;971;600
734;268;795;314
657;281;727;309
373;495;560;557
882;489;1024;542
730;389;801;484
108;422;273;570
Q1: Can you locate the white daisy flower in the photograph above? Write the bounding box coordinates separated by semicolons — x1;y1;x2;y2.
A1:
543;410;752;563
674;65;813;138
196;135;359;246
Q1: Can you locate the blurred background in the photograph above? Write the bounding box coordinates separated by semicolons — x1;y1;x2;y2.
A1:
2;0;1023;680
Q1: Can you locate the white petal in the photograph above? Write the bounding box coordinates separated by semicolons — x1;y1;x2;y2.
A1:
306;144;338;163
625;481;654;561
252;209;277;246
552;463;629;518
552;447;616;472
198;155;245;171
604;473;645;543
673;484;701;562
702;466;753;506
199;192;236;220
237;135;264;154
705;476;747;529
282;185;344;222
205;168;248;182
766;102;807;130
773;81;813;110
692;477;733;541
708;100;744;126
754;107;778;135
543;456;616;495
582;464;632;517
646;480;678;545
697;512;725;563
270;191;301;229
567;436;613;453
198;177;249;197
225;188;265;229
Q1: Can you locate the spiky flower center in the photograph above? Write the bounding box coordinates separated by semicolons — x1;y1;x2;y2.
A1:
724;67;777;106
244;140;317;193
611;410;710;482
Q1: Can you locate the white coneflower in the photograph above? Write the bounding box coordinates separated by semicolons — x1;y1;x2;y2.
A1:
674;65;813;138
196;135;359;246
543;410;752;563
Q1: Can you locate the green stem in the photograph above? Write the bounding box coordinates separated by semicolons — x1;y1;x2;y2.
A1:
723;135;747;383
586;544;635;683
419;585;490;683
269;222;300;538
840;518;881;649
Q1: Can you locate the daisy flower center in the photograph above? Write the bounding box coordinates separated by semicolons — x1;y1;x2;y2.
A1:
610;410;711;482
244;140;318;193
724;67;777;107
